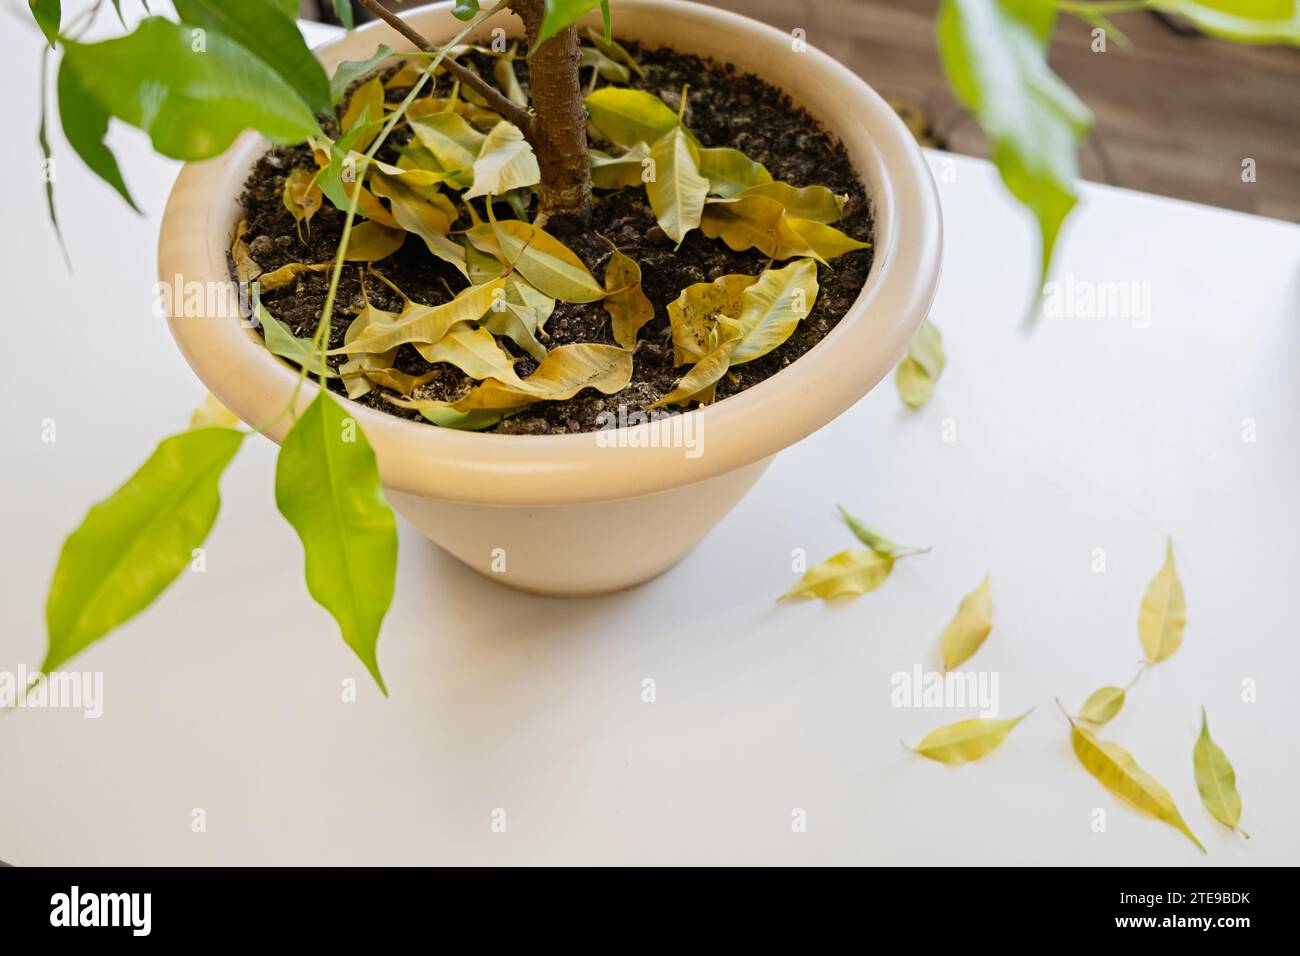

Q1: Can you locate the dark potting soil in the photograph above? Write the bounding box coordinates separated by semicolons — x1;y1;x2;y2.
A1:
234;43;874;434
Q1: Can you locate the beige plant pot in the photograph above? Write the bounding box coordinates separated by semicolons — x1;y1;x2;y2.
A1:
159;0;943;596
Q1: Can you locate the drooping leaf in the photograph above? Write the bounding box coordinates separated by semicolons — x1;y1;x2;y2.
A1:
1193;707;1248;837
1154;0;1300;44
895;319;945;409
534;0;605;52
463;121;540;200
172;0;332;114
331;0;354;29
781;549;895;601
61;17;321;162
585;87;679;147
937;0;1090;281
786;218;872;260
666;273;755;365
837;506;919;559
30;0;61;47
368;171;467;273
343;221;407;262
602;249;654;349
468;216;604;303
699;195;822;262
255;299;337;378
721;259;819;365
339;75;386;152
590;142;652;190
649;341;732;409
1139;538;1186;664
582;25;644;76
907;711;1031;765
647;124;709;245
43;427;245;673
330;44;397;105
231;219;261;283
1069;721;1205;852
735;181;846;223
402;344;632;412
1079;686;1127;727
492;55;529;108
282;167;323;236
939;574;993;670
275;391;397;694
417;325;522;378
56;53;138;211
697;146;772;198
258;261;330;292
580;45;631;83
409;111;488;186
339;279;506;356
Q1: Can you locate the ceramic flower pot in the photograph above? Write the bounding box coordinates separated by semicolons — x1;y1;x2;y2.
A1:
159;0;942;596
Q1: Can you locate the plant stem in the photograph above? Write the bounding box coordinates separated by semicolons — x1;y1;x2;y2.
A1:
354;0;533;131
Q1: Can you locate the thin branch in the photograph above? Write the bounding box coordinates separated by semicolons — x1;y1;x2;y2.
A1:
354;0;534;131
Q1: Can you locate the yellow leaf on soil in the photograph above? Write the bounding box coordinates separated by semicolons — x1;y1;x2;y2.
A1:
735;181;846;223
338;278;507;354
463;121;540;200
666;273;755;365
647;125;709;245
700;194;823;262
602;250;655;349
343;221;406;262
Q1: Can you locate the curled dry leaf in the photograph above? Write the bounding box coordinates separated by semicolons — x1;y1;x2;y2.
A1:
409;111;488;188
1193;707;1248;838
258;262;329;293
468;214;604;303
735;181;846;223
1068;717;1205;853
780;549;895;601
650;341;732;409
231;219;261;284
337;277;507;355
939;574;992;670
667;273;755;366
463;121;540;200
906;710;1032;765
700;194;821;262
416;325;520;378
1139;538;1186;664
895;319;945;409
368;170;467;274
282;167;322;237
602;249;655;349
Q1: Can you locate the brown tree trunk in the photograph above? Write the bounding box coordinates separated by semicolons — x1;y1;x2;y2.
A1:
510;0;592;225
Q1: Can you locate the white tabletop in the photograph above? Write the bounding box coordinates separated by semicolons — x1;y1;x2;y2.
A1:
1;11;1296;866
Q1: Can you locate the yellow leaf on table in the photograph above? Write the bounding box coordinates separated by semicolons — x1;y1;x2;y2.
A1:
700;194;823;263
343;221;407;262
780;548;895;601
939;574;993;670
369;170;467;274
697;146;772;198
735;181;846;223
590;142;652;190
1069;722;1205;852
416;325;521;379
463;121;540;200
666;273;755;365
786;217;871;260
337;278;507;354
907;711;1032;765
1193;707;1248;838
721;259;819;365
257;262;330;293
602;250;654;349
467;215;604;303
1139;538;1186;664
189;393;240;430
895;319;945;409
585;87;679;147
1078;686;1126;727
647;124;709;245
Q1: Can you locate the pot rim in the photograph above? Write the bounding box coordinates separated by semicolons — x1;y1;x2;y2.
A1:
160;0;942;507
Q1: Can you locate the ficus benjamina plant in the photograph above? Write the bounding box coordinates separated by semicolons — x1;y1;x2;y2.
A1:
19;0;1300;697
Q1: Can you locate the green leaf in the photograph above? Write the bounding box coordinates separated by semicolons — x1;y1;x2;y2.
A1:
1193;707;1249;837
275;391;397;694
1156;0;1300;44
30;0;60;47
43;427;245;673
907;711;1032;765
255;299;337;379
534;0;604;51
937;0;1091;282
332;0;354;29
37;46;69;262
452;0;481;21
172;0;332;114
61;17;321;162
585;87;679;148
837;506;914;558
57;53;139;211
647;125;709;245
895;319;945;409
330;44;397;105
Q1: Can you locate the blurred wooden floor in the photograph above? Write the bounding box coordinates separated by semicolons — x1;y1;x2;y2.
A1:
699;0;1300;221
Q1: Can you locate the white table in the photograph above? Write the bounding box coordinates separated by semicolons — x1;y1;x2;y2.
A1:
1;10;1297;866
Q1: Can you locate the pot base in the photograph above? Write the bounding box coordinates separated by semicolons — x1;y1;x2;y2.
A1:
386;457;773;596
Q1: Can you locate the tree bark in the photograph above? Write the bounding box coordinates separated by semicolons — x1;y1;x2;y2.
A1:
510;0;592;225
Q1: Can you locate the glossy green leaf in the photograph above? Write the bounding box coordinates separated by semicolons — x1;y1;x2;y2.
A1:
534;0;604;51
43;427;245;673
452;0;481;22
172;0;332;114
255;299;337;379
275;391;397;694
1193;707;1249;837
61;17;320;162
907;711;1031;765
937;0;1091;281
330;44;397;105
895;319;945;409
1139;538;1186;664
57;54;138;211
30;0;60;47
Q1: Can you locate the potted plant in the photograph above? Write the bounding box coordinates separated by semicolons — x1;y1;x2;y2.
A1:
28;0;1294;694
